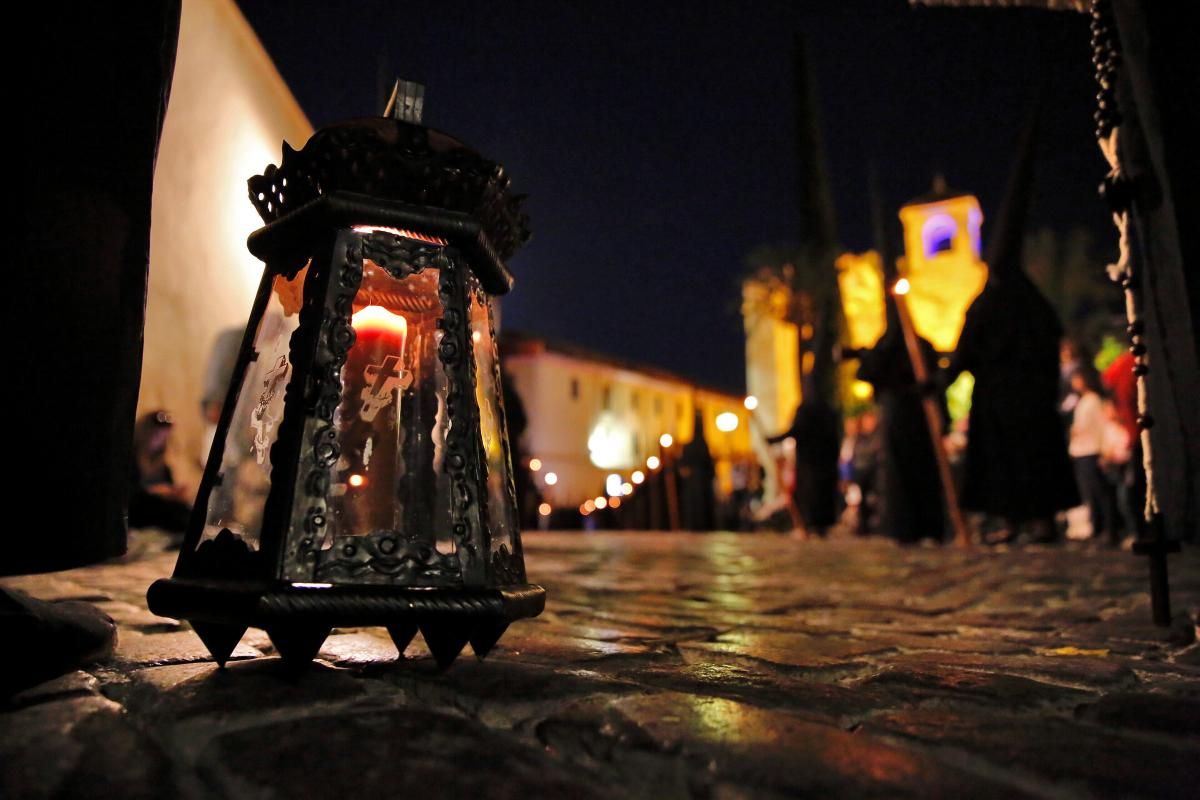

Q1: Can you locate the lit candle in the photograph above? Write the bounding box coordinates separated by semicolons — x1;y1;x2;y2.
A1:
338;305;412;534
349;305;410;422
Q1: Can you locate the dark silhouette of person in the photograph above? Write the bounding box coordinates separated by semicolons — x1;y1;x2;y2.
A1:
129;410;193;534
948;269;1079;540
678;412;717;531
945;100;1077;542
767;380;841;537
858;328;946;544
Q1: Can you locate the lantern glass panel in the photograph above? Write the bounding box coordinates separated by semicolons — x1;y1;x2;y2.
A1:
469;285;518;560
321;257;456;559
199;267;307;550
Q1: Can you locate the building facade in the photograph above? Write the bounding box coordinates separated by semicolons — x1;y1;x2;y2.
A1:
502;333;754;511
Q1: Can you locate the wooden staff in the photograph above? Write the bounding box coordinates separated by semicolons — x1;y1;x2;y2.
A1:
892;281;970;547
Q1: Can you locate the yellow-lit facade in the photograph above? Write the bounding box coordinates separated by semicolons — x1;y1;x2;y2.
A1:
741;278;801;436
140;0;313;487
744;189;988;422
502;335;754;508
833;191;988;359
896;191;988;352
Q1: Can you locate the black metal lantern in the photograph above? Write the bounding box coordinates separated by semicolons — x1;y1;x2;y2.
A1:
148;82;543;669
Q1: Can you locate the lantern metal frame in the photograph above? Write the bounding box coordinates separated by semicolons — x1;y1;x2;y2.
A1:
149;131;543;669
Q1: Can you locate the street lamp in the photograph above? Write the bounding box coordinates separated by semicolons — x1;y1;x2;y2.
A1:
148;81;544;670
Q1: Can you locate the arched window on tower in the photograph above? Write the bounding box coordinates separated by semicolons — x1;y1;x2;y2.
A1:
922;213;957;258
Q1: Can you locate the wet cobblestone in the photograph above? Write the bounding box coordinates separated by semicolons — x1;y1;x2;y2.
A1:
3;532;1198;798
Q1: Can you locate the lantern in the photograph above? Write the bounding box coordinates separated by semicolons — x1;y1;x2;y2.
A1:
148;82;543;669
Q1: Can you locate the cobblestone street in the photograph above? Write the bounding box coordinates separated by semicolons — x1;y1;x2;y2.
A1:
3;532;1198;799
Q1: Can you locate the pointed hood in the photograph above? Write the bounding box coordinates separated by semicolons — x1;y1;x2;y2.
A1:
985;97;1041;283
794;34;836;253
869;163;902;334
804;288;842;406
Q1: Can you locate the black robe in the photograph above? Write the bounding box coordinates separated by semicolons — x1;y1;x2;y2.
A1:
769;399;841;532
858;331;945;543
949;275;1078;520
678;428;716;531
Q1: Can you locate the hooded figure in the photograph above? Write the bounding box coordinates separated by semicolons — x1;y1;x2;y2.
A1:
946;105;1078;534
857;179;946;543
678;411;717;531
767;292;842;537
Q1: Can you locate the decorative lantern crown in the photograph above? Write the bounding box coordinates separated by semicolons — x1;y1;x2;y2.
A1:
149;81;543;670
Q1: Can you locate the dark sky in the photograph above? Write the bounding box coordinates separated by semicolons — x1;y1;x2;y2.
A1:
236;0;1111;392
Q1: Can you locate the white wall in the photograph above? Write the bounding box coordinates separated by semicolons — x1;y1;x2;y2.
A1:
140;0;312;487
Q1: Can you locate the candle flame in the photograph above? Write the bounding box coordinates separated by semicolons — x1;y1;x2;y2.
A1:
351;304;409;335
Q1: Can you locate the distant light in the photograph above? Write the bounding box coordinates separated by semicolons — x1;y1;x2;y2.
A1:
646;456;661;470
894;277;911;296
938;356;951;369
852;380;873;400
472;330;482;343
606;473;623;497
348;474;367;488
621;482;633;495
529;458;542;472
631;470;645;484
595;496;608;510
659;433;673;448
538;502;552;517
715;412;739;433
544;472;558;486
583;499;596;514
609;497;622;509
744;395;759;411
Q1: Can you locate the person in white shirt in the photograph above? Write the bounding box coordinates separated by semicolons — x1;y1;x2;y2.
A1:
1068;369;1118;544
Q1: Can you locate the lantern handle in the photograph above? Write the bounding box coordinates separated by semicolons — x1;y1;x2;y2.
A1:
383;79;425;124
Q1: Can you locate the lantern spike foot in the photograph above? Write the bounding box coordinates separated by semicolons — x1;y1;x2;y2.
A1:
387;622;418;658
191;622;247;668
419;622;470;669
267;625;331;668
469;620;508;660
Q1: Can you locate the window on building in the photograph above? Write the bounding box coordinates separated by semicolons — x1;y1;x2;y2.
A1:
570;377;579;400
922;213;957;258
602;384;611;410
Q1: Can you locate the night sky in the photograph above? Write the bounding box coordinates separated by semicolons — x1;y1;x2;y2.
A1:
236;0;1111;392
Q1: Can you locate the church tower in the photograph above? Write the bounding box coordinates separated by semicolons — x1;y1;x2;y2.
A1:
896;177;988;352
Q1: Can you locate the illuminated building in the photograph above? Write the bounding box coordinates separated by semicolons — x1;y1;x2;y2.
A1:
896;179;988;352
501;332;754;507
750;181;989;417
835;182;988;360
139;0;313;486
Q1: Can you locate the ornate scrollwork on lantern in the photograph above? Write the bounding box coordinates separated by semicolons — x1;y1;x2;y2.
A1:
248;118;530;262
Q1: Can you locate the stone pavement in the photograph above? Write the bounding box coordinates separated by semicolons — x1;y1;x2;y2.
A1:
3;532;1198;799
